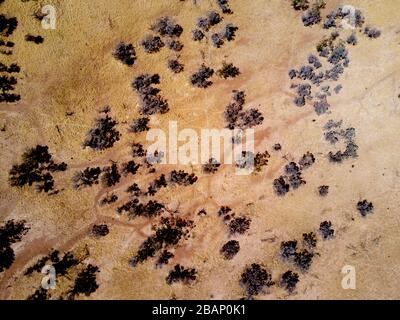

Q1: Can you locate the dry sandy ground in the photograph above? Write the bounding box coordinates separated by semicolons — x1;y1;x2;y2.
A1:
0;0;400;299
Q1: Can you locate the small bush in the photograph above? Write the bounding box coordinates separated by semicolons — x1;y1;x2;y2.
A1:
166;264;197;285
357;200;374;217
319;221;334;239
240;264;274;297
113;42;136;66
281;270;299;293
221;240;240;259
190;64;214;88
140;35;164;53
217;62;240;79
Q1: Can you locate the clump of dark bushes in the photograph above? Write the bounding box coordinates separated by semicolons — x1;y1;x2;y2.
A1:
0;220;29;272
190;64;214;88
217;62;240;79
132;74;169;115
221;240;240;259
83;112;120;150
240;264;274;297
9;145;67;193
129;216;194;267
166;264;197;285
113;42;136;66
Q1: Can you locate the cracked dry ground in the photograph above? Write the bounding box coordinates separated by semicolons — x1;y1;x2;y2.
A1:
1;0;400;299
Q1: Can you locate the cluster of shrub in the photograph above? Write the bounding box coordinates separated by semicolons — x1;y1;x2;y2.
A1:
221;239;240;260
83;109;121;150
24;250;80;277
357;199;374;217
129;216;194;267
25;247;100;300
289;4;381;115
113;42;136;66
25;34;44;44
224;90;264;129
0;14;21;102
289;32;350;114
9;145;67;193
218;206;251;236
116;169;197;218
240;263;275;298
217;62;240;79
140;16;185;73
202;157;221;174
323;119;358;163
140;16;183;54
116;197;164;220
215;0;233;15
192;8;238;50
0;219;29;273
166;264;197;285
273;152;315;196
132;74;169;115
73;157;141;191
239;262;302;297
280;222;334;273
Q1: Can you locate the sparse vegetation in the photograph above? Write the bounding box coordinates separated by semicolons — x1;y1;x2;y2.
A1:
169;170;198;186
364;27;381;39
122;160;140;176
216;0;233;14
302;0;326;27
166;39;183;51
100;193;118;206
156;250;174;268
229;216;251;235
302;232;317;249
117;199;165;219
294;249;314;271
192;29;205;41
0;14;18;36
280;240;298;259
299;151;315;169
